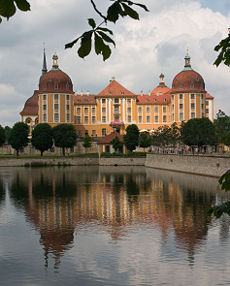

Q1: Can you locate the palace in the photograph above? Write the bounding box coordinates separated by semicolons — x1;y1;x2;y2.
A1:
20;51;214;137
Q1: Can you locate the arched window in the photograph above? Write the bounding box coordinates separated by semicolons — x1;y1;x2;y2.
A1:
25;118;32;125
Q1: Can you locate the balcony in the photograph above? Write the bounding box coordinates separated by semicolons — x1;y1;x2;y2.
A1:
110;121;124;127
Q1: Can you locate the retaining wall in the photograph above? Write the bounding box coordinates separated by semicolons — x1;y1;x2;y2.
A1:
99;157;146;166
0;157;99;167
145;154;230;177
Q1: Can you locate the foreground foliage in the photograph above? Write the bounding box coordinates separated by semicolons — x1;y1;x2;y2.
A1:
208;170;230;218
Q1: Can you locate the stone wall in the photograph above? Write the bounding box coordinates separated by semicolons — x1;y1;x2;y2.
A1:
0;157;99;167
145;153;230;177
99;157;146;166
0;157;145;167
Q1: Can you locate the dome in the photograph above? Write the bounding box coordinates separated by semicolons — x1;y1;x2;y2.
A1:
151;73;170;95
20;90;38;115
39;69;73;93
171;54;206;93
39;52;73;93
151;85;170;95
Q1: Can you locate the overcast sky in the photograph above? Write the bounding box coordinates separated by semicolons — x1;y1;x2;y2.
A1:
0;0;229;126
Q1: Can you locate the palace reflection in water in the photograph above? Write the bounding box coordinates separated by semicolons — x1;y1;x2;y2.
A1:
4;166;225;271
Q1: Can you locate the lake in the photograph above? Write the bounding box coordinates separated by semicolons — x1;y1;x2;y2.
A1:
0;166;230;286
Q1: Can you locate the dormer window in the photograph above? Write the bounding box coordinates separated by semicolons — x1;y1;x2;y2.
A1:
121;91;124;95
54;83;58;89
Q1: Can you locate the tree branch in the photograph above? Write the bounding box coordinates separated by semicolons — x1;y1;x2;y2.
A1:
90;0;107;22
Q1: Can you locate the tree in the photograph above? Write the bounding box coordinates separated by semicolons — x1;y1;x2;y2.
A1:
9;122;29;156
82;134;92;153
223;133;230;146
53;124;77;156
4;126;11;144
111;136;123;153
138;132;151;151
170;122;180;147
31;123;53;156
0;1;148;61
124;124;139;152
214;110;230;143
0;125;5;147
181;118;216;151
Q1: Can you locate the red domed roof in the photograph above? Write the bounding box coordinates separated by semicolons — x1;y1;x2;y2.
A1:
39;69;73;93
171;54;206;93
20;90;38;116
171;69;205;93
151;85;170;95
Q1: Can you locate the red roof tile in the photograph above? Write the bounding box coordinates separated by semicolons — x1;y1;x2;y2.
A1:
151;85;170;95
74;94;96;105
97;79;135;97
20;90;38;116
137;93;171;105
98;132;124;144
206;93;214;99
171;70;206;93
39;69;73;93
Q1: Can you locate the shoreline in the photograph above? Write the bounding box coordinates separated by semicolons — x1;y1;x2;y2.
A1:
0;153;229;178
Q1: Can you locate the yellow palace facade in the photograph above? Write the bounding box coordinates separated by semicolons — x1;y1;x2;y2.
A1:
20;51;214;137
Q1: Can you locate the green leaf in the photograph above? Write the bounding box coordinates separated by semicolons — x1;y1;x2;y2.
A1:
94;33;112;61
101;43;111;61
219;170;230;191
107;1;122;23
0;0;16;18
214;36;230;67
121;3;139;20
94;33;104;55
97;27;113;35
133;3;149;12
78;31;93;59
15;0;30;11
65;36;81;49
88;18;96;29
97;31;115;46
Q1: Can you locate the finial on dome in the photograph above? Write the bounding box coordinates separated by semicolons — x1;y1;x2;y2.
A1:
52;49;59;70
42;44;47;76
184;49;192;71
159;73;166;87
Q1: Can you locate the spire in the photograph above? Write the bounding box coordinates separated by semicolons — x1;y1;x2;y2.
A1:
52;49;59;70
184;48;192;70
42;46;47;76
159;73;165;86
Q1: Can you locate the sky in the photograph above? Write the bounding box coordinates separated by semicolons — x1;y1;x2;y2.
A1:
0;0;229;126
